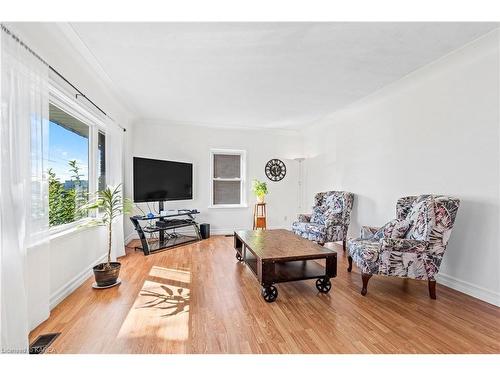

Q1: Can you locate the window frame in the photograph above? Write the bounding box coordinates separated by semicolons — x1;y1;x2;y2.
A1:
48;80;107;235
209;149;247;209
96;129;106;192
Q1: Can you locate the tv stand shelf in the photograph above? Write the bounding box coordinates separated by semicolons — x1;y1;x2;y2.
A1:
142;220;195;233
142;235;200;253
134;209;200;221
129;208;201;256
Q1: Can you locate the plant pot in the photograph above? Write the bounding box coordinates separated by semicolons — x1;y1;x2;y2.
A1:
257;195;265;204
93;262;121;288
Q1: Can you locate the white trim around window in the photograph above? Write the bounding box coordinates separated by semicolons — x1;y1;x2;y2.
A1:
209;149;247;208
48;79;108;237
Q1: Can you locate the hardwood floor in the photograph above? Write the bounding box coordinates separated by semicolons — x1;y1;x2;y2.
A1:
29;236;500;354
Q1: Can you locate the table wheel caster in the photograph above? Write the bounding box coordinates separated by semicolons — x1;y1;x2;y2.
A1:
235;253;243;261
261;285;278;302
316;277;332;293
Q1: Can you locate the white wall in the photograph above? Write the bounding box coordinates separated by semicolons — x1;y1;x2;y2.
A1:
5;23;136;329
301;30;500;306
42;228;107;308
126;122;303;239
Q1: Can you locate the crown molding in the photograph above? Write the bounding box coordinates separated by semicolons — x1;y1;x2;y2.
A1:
135;117;306;132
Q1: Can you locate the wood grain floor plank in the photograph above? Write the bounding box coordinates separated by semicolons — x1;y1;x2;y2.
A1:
29;236;500;354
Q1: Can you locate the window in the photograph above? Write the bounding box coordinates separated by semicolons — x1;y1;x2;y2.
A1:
97;130;106;192
210;149;246;207
48;87;107;229
48;103;90;227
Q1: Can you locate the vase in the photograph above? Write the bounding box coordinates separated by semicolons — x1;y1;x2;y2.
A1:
257;195;265;204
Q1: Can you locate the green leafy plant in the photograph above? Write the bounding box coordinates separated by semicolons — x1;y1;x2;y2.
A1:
79;184;133;269
68;159;87;211
251;179;268;199
48;162;83;227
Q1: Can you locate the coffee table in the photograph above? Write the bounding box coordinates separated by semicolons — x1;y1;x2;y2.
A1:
234;229;338;302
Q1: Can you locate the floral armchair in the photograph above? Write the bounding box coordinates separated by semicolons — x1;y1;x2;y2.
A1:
292;191;354;249
347;195;460;299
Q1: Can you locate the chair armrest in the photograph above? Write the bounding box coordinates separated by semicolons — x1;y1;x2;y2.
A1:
380;238;428;254
297;214;311;223
360;226;380;240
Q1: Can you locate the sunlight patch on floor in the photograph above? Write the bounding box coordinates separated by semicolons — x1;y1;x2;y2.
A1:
117;274;191;342
149;265;191;284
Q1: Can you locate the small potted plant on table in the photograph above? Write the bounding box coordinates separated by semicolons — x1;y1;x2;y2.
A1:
80;184;132;289
252;179;268;203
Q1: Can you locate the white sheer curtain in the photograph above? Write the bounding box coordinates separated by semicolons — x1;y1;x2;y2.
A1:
106;119;126;260
0;27;49;353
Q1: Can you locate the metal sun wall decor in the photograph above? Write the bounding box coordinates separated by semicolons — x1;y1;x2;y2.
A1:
265;159;286;181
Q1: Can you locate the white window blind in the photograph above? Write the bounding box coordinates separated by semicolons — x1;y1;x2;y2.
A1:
210;150;246;207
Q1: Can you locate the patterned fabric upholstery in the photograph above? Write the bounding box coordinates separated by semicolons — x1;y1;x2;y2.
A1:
360;226;379;240
373;218;410;240
291;222;327;242
404;195;435;241
347;238;381;274
292;191;354;244
297;214;311;223
348;195;460;280
378;238;428;278
396;196;418;220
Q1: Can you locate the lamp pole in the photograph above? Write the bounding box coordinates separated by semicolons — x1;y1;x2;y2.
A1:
294;157;306;212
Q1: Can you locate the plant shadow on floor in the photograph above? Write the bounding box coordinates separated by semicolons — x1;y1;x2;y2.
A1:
137;285;190;317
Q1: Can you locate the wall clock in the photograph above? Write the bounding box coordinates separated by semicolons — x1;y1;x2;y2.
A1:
265;159;286;182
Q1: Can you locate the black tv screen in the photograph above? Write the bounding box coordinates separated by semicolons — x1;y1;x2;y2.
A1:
133;157;193;202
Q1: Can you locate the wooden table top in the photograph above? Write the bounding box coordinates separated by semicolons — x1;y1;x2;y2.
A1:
234;229;338;261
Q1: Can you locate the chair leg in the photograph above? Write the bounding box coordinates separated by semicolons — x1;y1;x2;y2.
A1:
347;256;353;272
428;280;436;299
361;273;372;296
342;239;346;251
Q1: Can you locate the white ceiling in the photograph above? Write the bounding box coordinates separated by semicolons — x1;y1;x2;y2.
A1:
70;22;498;129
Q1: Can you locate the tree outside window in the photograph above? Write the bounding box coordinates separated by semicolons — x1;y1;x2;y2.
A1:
48;103;89;227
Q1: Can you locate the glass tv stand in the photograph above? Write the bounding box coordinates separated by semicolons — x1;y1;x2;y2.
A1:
129;209;201;255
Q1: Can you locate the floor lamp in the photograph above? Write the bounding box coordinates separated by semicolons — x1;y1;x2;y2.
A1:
294;157;306;212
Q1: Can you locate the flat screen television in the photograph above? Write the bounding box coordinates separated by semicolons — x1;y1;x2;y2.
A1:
133;157;193;202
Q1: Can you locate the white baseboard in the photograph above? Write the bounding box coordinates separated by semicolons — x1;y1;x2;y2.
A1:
49;253;107;310
437;272;500;307
125;231;137;244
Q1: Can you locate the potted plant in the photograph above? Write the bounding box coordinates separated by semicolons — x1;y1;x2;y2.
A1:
80;184;132;288
252;179;268;203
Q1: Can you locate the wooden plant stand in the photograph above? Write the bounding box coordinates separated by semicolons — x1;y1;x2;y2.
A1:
253;203;267;230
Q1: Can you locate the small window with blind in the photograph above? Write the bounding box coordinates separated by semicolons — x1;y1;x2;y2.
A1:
210;149;246;207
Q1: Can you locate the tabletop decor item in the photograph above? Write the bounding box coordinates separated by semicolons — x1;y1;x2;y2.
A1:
252;179;268;203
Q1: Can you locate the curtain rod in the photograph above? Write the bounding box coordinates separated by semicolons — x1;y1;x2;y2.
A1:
1;24;126;132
